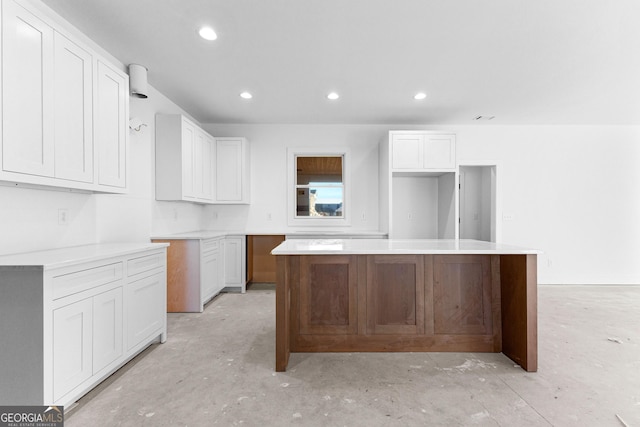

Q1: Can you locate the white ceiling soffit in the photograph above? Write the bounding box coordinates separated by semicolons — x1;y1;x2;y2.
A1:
41;0;640;125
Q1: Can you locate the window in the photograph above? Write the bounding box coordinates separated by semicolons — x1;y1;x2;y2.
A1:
288;148;350;226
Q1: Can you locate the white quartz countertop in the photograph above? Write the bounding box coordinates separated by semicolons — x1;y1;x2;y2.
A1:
151;230;234;240
271;239;541;255
151;230;387;239
0;243;169;269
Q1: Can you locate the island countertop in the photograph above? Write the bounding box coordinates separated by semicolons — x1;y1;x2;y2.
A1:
272;238;540;255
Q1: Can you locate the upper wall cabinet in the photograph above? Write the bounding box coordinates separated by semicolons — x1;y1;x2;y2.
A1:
155;114;214;203
215;137;250;204
391;131;456;171
0;0;128;193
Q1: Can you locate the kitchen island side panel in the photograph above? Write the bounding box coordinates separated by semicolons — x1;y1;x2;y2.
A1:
0;267;44;405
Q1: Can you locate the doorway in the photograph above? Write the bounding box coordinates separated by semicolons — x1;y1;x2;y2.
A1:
459;165;498;242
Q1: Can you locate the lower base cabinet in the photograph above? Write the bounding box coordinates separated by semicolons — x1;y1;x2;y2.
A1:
0;244;167;407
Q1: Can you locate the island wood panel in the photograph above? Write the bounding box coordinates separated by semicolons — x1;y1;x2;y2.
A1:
500;254;537;372
275;255;292;372
153;239;200;312
366;255;425;335
248;235;285;283
433;255;493;335
298;255;358;335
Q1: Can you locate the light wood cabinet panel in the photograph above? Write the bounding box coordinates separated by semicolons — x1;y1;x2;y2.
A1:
53;32;93;183
1;0;55;177
366;255;424;335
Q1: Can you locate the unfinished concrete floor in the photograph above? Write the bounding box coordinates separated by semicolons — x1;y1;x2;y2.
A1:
66;285;640;426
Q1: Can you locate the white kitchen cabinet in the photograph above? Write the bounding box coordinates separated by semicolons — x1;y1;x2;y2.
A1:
52;298;93;401
201;238;224;303
215;137;250;204
1;0;55;178
0;0;129;193
54;32;93;183
95;60;128;190
380;131;459;239
0;243;167;407
391;131;456;171
224;235;246;292
155;114;214;203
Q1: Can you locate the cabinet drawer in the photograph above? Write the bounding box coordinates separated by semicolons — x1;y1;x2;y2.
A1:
201;238;221;253
127;251;165;277
52;262;123;300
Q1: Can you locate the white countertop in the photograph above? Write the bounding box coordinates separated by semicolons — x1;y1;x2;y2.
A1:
0;243;169;269
271;239;541;255
151;230;233;240
151;230;387;239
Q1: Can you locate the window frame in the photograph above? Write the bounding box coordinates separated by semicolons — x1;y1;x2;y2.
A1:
287;147;351;227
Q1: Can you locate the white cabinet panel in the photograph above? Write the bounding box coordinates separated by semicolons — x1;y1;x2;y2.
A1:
224;236;246;292
92;287;123;374
53;298;93;401
181;120;196;199
53;32;93;183
1;0;54;177
215;137;250;203
201;248;222;302
391;132;456;171
127;273;165;351
424;135;456;169
391;134;423;170
95;60;127;189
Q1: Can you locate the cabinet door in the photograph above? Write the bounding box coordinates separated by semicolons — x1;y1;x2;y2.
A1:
224;237;244;286
93;287;123;374
194;129;214;201
215;138;244;202
424;135;456;169
53;298;93;401
201;249;221;303
433;255;492;335
126;273;165;351
54;32;93;183
181;119;197;199
366;255;425;335
391;134;423;170
1;0;55;177
95;60;127;188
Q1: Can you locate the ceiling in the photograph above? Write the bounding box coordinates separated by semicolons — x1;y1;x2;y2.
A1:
41;0;640;125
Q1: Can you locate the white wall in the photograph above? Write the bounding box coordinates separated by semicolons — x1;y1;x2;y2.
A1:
204;123;640;285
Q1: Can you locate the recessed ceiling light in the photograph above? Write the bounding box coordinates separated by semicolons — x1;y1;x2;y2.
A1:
414;92;427;100
240;92;252;99
198;26;217;41
327;92;340;100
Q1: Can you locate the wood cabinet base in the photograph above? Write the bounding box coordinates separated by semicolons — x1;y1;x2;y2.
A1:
275;254;537;372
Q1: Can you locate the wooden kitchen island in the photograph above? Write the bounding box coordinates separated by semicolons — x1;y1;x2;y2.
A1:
272;239;539;372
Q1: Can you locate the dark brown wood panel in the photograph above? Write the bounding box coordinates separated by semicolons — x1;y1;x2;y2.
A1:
248;235;285;283
275;256;290;372
433;255;492;335
299;255;357;335
367;255;424;335
500;254;537;372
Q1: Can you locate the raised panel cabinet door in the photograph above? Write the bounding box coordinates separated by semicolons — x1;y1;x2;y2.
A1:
366;255;425;335
433;255;492;335
201;133;214;201
52;298;93;401
53;32;93;183
126;273;165;351
92;287;123;374
224;237;244;285
1;0;55;177
299;255;358;335
181;119;196;199
201;249;221;303
215;138;243;202
391;134;423;170
95;60;127;188
424;135;456;169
